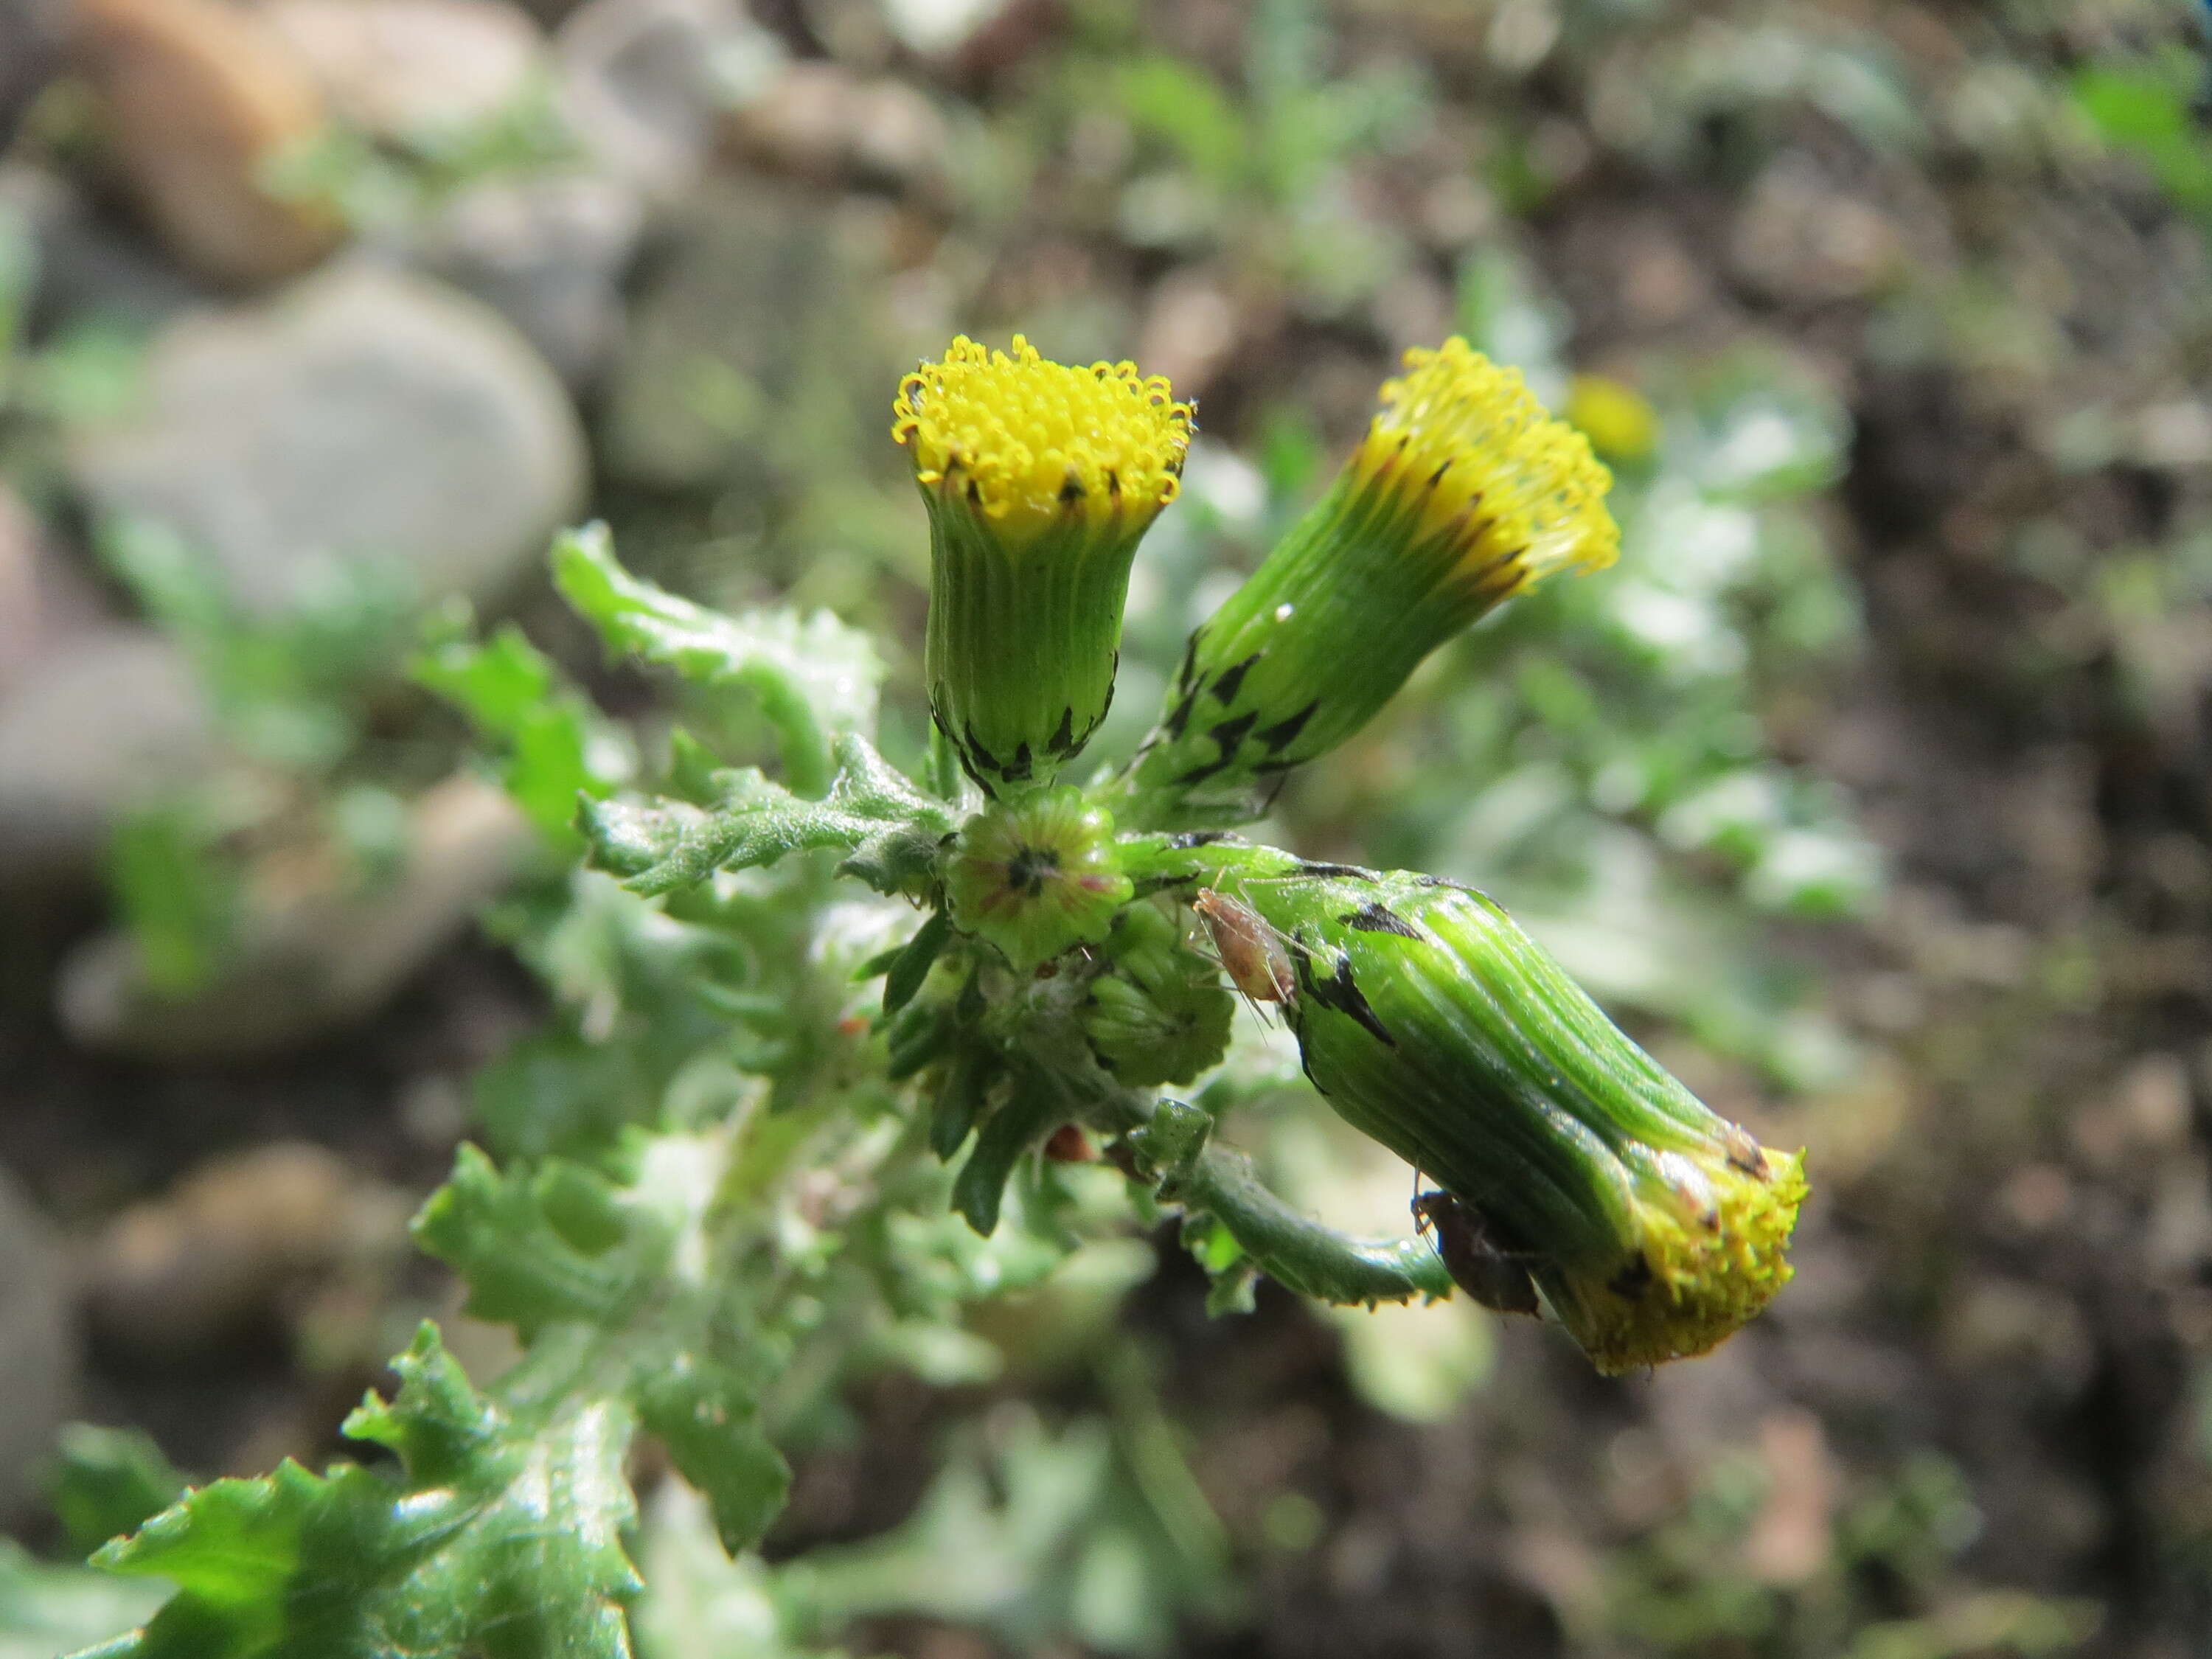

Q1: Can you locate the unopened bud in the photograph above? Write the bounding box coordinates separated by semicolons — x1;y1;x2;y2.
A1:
1081;900;1234;1086
945;787;1133;972
1236;865;1804;1373
1125;340;1615;822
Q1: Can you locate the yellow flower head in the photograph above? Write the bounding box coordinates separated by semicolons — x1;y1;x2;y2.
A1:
1551;1137;1809;1374
1353;338;1619;598
893;335;1194;549
1565;372;1662;462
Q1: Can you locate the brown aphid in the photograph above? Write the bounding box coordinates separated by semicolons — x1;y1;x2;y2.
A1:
1413;1189;1541;1316
1192;886;1298;1006
1043;1123;1094;1162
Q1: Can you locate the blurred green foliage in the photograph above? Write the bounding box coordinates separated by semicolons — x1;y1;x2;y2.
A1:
2073;48;2212;234
1599;1450;2098;1658
92;521;425;992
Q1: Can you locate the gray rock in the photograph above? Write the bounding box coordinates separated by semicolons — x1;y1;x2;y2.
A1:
69;263;588;614
0;487;44;696
58;771;535;1057
261;0;544;145
0;0;65;152
554;0;783;195
0;163;213;332
0;630;215;885
87;1141;411;1363
420;173;644;389
602;177;899;489
73;0;341;287
728;62;950;201
0;1166;72;1521
0;486;112;697
1729;154;1907;305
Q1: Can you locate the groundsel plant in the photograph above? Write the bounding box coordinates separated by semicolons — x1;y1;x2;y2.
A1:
68;335;1807;1658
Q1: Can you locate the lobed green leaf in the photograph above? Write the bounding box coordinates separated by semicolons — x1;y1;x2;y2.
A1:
77;1326;641;1659
552;525;883;797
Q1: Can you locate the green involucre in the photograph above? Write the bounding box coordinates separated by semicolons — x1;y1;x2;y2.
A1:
1234;866;1805;1373
921;487;1151;794
1118;341;1614;827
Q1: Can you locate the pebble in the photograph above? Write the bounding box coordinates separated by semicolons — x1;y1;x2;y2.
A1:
69;262;588;616
58;772;536;1058
87;1142;398;1363
1729;154;1906;305
0;487;111;697
262;0;544;144
729;62;950;200
554;0;784;195
0;487;45;695
420;173;644;388
0;629;215;886
71;0;341;286
0;1166;73;1520
0;0;66;151
1135;272;1237;401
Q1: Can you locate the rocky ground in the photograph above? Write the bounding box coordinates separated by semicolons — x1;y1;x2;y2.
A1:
3;0;2211;1653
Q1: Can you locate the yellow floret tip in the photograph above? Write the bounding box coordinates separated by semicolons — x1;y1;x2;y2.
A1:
1353;337;1619;597
893;335;1194;549
1557;1141;1807;1375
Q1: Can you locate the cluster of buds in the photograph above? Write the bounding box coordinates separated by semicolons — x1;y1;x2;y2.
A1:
891;332;1805;1374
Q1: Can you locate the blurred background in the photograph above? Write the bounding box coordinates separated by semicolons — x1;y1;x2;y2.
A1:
2;0;2211;1651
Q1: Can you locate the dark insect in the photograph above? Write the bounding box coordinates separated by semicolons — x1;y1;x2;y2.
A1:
1413;1189;1541;1316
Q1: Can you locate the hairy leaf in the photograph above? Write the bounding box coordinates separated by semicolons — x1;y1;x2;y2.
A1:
77;1326;641;1659
553;525;882;796
414;1137;793;1555
584;736;951;898
415;619;627;842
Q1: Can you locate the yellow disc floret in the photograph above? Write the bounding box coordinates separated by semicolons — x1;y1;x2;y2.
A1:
1553;1139;1809;1374
1353;337;1619;597
893;335;1194;550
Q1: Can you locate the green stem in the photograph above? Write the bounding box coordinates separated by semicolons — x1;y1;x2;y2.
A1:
1113;833;1302;891
1176;1144;1452;1306
1107;1090;1452;1307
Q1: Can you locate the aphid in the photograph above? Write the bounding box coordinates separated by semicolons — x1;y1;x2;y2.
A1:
1413;1189;1541;1316
1192;886;1298;1006
1043;1123;1094;1162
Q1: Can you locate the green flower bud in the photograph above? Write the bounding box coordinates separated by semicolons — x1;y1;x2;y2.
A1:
1123;341;1616;823
894;335;1193;793
1235;865;1805;1374
945;787;1133;972
1081;901;1234;1086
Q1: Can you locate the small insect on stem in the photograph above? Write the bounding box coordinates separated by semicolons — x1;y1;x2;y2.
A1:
1192;886;1298;1006
1413;1189;1541;1316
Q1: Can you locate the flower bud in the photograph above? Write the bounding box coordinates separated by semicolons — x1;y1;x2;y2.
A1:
1234;865;1804;1373
1081;900;1234;1086
894;335;1193;793
1125;341;1615;821
945;787;1133;972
